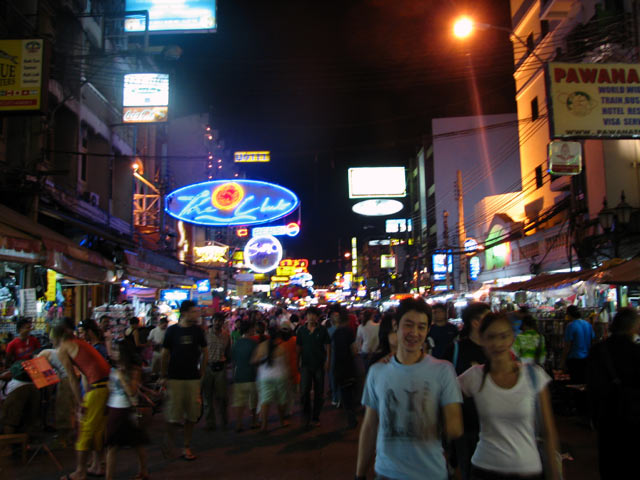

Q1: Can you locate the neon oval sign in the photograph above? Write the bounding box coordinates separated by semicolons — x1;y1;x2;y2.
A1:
165;180;299;226
244;235;283;273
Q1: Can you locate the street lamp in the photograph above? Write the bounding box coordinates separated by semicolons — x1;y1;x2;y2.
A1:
615;191;633;225
452;16;545;64
453;17;474;39
598;197;614;232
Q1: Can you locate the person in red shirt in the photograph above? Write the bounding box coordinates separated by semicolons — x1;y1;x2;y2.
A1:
6;317;41;364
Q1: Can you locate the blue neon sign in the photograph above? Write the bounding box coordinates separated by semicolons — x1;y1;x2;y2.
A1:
165;180;299;227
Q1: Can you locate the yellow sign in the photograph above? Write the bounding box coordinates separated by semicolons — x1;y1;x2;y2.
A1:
0;39;44;112
234;151;270;163
549;62;640;138
45;269;57;301
237;281;253;297
194;244;228;264
270;276;290;282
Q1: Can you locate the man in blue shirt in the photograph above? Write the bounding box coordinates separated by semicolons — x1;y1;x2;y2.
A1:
562;305;595;384
356;298;463;480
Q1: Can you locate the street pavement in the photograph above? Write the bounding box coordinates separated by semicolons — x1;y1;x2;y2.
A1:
4;401;599;479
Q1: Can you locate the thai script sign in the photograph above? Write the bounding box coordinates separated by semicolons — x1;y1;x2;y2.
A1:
165;180;299;226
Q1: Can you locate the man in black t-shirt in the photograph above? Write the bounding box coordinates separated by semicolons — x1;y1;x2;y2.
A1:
161;301;208;461
427;303;459;359
330;308;358;429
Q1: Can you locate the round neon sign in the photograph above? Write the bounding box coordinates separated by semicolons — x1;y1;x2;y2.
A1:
244;235;283;273
165;179;299;226
352;199;403;216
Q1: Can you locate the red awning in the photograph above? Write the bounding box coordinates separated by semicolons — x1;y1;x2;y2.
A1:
589;258;640;285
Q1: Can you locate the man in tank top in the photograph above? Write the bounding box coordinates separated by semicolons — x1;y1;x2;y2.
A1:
53;321;111;480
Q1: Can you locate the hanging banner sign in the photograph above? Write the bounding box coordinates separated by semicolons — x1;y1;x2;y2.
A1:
548;140;582;175
165;180;299;226
0;39;45;112
45;269;57;301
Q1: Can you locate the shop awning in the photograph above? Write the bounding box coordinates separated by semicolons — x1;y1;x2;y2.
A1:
0;204;115;280
0;222;42;263
588;257;640;285
491;271;585;292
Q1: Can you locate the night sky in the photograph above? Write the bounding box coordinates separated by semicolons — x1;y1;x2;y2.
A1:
157;0;517;284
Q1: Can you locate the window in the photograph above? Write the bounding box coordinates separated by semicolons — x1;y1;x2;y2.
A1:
541;20;549;38
79;153;87;182
531;97;539;121
526;33;535;53
535;165;543;189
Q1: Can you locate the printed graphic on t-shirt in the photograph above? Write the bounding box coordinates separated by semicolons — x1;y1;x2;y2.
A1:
180;335;194;345
382;380;437;441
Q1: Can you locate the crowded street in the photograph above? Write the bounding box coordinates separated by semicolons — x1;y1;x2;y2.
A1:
2;0;640;479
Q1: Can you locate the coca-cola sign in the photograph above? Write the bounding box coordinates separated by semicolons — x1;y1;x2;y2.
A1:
123;106;168;123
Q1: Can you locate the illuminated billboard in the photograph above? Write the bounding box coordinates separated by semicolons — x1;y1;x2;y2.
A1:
165;179;299;226
548;62;640;138
348;167;406;199
548;140;582;175
385;218;412;233
381;255;396;269
193;244;228;264
234;151;270;163
352;199;403;216
124;0;216;33
123;73;169;123
252;223;300;237
244;236;283;274
0;39;45;112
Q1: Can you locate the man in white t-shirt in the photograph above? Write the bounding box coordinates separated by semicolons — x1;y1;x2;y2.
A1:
148;316;168;375
356;298;463;480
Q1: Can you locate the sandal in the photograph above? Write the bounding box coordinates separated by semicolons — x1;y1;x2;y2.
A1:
180;450;197;461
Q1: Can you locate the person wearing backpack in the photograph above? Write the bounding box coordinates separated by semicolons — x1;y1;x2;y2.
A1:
513;314;547;365
586;307;640;479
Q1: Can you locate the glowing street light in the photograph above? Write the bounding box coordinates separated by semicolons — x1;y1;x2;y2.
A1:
453;17;474;39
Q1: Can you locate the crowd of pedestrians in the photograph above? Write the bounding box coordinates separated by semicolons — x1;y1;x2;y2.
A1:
0;298;639;479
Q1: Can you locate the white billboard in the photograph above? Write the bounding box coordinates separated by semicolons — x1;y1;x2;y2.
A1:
385;218;412;233
125;0;216;34
123;73;169;123
348;167;406;199
352;199;403;216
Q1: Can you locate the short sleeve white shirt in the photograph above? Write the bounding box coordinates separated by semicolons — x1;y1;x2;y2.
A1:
148;326;166;346
458;364;550;475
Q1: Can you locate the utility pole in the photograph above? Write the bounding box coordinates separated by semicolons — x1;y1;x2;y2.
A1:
456;170;468;292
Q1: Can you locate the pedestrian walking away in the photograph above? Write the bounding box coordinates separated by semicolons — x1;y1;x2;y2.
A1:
160;300;208;461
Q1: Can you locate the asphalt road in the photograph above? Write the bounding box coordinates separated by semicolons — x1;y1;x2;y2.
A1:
3;397;599;479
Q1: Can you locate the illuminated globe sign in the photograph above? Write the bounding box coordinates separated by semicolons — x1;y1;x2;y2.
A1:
244;236;283;273
352;199;403;216
165;180;299;226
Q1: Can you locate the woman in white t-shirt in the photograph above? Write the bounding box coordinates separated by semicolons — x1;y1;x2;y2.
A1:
458;312;561;480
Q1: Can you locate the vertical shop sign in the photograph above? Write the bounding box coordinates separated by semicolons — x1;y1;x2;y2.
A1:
45;269;57;301
19;288;37;317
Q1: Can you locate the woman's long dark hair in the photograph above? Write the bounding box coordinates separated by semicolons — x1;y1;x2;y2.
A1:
377;313;395;356
479;312;513;390
266;326;281;366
